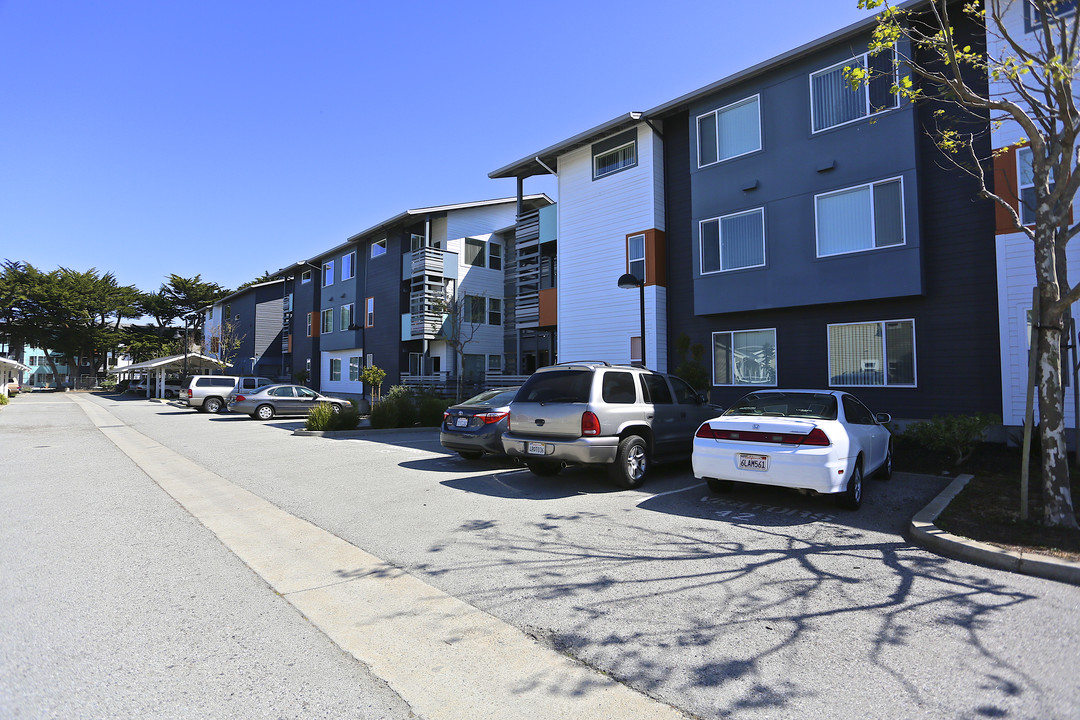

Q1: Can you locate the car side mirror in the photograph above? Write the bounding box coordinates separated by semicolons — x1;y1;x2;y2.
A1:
876;412;892;424
696;392;708;405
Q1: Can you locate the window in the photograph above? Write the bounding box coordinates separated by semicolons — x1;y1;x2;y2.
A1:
305;358;311;376
410;234;425;251
464;237;486;267
340;303;354;331
371;239;386;258
630;336;643;365
297;387;317;399
627;234;646;282
224;305;231;320
489;243;502;271
811;47;897;132
640;374;673;404
341;251;355;280
1026;0;1076;31
488;355;502;372
816;178;904;257
306;312;313;337
349;356;361;381
269;386;295;397
602;371;637;403
828;320;915;387
330;358;341;382
321;308;333;334
594;140;637;179
365;297;374;327
488;298;502;326
713;329;777;386
301;270;311;284
465;295;486;324
697;95;761;167
842;395;876;424
322;261;334;287
366;353;373;368
1018;146;1037;225
670;376;699;404
700;208;766;273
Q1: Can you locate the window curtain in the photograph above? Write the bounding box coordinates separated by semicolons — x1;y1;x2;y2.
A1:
717;97;760;160
818;186;871;255
721;210;765;270
812;60;865;131
829;323;884;386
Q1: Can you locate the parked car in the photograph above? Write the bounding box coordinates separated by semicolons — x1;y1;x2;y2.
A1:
183;375;274;413
227;384;350;420
5;379;19;396
130;379;183;398
501;361;720;488
691;389;892;510
440;387;520;459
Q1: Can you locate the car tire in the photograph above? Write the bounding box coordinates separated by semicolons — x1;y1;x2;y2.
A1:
526;460;561;477
838;459;863;510
329;403;342;414
458;450;483;460
609;435;648;489
706;478;734;493
255;404;275;421
877;442;893;481
204;397;223;414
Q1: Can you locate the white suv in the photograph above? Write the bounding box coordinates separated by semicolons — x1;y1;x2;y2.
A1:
183;375;273;413
501;362;720;488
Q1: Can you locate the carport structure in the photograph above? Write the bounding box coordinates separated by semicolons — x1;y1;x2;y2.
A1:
112;353;230;399
0;356;31;397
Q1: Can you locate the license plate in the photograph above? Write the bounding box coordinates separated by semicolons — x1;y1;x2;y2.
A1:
528;442;547;456
738;454;769;471
455;417;469;428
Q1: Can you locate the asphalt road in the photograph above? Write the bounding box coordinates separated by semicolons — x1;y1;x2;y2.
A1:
3;392;1079;719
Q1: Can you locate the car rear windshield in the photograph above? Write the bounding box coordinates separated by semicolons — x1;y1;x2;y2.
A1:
462;388;518;405
723;392;838;420
517;371;591;404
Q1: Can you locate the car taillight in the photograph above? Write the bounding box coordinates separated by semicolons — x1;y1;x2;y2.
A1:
235;395;246;402
696;425;831;447
477;411;508;425
581;411;600;436
186;389;193;398
443;412;451;424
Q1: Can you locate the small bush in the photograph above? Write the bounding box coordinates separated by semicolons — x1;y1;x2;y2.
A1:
418;395;451;426
0;394;9;405
369;398;401;429
306;400;361;431
902;413;999;466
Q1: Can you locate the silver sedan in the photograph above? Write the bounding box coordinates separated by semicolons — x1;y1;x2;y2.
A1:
228;384;351;420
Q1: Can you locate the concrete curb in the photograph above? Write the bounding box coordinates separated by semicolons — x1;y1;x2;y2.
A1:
909;474;1080;586
292;425;438;438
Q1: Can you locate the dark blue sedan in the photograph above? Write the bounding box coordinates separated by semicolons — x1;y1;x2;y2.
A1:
440;387;520;459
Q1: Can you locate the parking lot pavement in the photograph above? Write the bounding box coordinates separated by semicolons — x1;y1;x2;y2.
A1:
10;392;1080;720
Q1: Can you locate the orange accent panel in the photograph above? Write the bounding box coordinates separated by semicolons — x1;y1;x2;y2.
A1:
645;229;666;288
994;145;1020;235
539;288;557;327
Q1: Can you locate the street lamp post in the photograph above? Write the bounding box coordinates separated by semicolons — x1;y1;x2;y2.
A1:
617;273;646;368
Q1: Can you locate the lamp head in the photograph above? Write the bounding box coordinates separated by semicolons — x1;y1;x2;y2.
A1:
617;273;643;289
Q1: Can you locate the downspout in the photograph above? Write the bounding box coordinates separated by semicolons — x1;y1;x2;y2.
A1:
631;112;665;371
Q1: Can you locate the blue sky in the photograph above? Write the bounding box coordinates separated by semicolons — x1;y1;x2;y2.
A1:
0;0;873;296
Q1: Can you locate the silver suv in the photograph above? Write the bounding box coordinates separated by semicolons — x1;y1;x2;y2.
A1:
501;361;720;488
183;375;273;413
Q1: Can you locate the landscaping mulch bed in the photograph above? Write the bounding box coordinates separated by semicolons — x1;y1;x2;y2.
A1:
895;440;1080;562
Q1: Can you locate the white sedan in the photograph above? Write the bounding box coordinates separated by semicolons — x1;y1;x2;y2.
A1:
692;390;892;510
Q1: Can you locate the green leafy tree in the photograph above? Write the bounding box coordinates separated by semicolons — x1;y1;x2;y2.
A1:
361;365;387;408
851;0;1079;527
159;274;230;334
673;333;710;391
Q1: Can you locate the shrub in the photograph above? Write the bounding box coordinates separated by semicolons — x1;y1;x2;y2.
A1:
418;395;451;426
902;413;1000;466
369;398;401;429
0;393;8;406
305;400;361;431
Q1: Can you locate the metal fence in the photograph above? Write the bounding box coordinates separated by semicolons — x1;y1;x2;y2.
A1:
398;373;529;400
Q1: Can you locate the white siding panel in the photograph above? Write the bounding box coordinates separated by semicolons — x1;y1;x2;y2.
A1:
557;123;668;370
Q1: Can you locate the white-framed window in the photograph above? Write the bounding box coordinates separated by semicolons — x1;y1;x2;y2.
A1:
306;313;313;337
366;353;373;368
371;239;386;258
349;356;361;381
489;243;502;270
697;94;762;167
365;297;374;327
322;261;334;287
488;355;502;372
464;237;486;267
630;336;643;365
488;297;502;326
330;358;341;382
627;233;646;282
300;270;311;284
341;251;356;280
594;140;637;179
816;178;904;257
810;47;897;133
700;208;766;274
321;308;333;334
712;328;777;386
465;295;486;324
410;234;425;252
305;358;311;375
828;319;916;387
1018;146;1037;225
340;303;354;331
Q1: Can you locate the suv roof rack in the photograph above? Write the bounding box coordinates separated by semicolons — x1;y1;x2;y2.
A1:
554;360;612;367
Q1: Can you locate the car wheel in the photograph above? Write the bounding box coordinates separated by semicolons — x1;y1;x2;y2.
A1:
707;478;734;493
877;442;893;481
458;450;483;460
255;404;275;421
526;460;561;476
204;397;223;414
329;403;342;414
839;459;864;510
609;435;648;489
